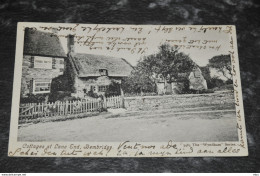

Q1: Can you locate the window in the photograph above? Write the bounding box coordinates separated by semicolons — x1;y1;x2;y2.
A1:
33;56;52;69
90;85;96;92
32;80;51;94
52;58;56;69
98;85;109;92
99;69;108;76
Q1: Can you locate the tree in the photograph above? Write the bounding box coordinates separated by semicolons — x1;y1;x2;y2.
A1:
105;81;121;97
122;43;196;94
200;66;215;89
141;44;195;93
121;65;157;95
208;55;232;81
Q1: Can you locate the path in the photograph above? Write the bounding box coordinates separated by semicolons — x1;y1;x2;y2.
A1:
18;104;238;142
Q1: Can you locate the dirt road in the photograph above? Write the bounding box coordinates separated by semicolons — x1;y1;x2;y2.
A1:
18;106;238;142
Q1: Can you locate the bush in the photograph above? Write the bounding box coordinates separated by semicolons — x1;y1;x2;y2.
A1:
199;89;215;94
105;81;121;97
49;91;71;102
207;77;225;89
20;93;48;103
179;89;194;94
225;79;233;84
213;84;234;91
86;90;100;98
62;96;81;102
165;92;172;95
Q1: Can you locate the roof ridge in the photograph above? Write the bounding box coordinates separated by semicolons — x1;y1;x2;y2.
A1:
70;53;133;77
25;27;54;35
24;28;66;58
73;52;123;60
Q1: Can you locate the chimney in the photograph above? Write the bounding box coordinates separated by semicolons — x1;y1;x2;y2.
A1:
67;34;75;53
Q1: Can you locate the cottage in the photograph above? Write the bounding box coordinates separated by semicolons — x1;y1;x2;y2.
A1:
156;73;187;95
188;66;207;91
156;67;207;94
21;28;66;98
63;35;133;98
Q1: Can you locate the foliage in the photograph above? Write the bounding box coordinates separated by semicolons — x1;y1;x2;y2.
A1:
199;89;215;94
200;66;216;89
61;96;82;102
200;66;211;82
209;77;225;88
49;91;71;102
51;75;72;92
144;44;195;83
225;79;233;84
200;65;234;89
86;90;100;99
213;84;234;91
122;44;196;94
121;68;157;95
179;79;190;93
49;75;73;102
105;81;121;97
208;54;232;81
20;93;49;103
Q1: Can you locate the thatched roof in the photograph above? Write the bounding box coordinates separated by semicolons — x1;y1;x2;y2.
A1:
23;28;66;58
69;53;133;77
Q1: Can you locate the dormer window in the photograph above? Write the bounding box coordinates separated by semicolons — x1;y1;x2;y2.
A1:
99;69;108;76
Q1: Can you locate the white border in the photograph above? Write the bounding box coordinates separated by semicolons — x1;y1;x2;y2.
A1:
8;23;248;157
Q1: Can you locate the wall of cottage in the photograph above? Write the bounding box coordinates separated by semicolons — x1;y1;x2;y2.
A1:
72;76;122;97
124;91;235;111
21;55;65;97
63;56;123;98
157;82;185;95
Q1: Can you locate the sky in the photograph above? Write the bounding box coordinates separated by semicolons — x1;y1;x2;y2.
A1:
24;23;232;67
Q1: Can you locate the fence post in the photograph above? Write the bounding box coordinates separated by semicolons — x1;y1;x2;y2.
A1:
69;101;71;114
51;102;54;117
80;100;83;113
32;104;34;119
117;96;119;108
103;96;107;109
44;102;46;117
121;95;125;108
57;101;59;115
71;101;73;114
90;99;93;111
87;99;89;112
65;101;68;115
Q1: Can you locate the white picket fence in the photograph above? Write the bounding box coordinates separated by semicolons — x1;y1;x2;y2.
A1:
19;95;124;120
104;95;124;109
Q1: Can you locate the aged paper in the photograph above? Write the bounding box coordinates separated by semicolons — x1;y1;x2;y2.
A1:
8;22;248;157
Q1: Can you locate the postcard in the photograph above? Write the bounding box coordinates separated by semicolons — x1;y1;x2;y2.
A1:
8;22;248;157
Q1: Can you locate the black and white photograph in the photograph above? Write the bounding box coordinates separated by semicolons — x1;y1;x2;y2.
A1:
1;0;259;173
8;23;247;157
